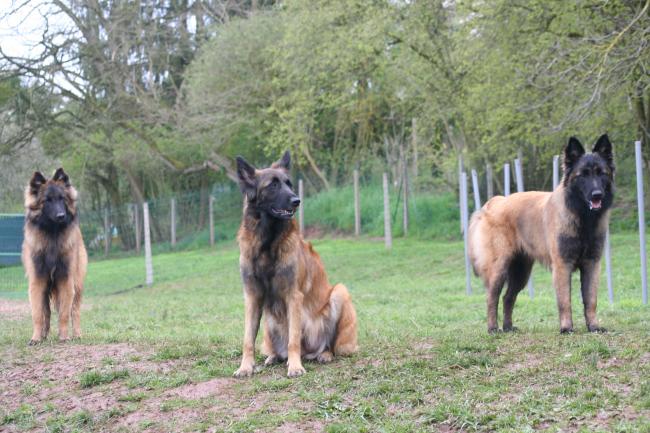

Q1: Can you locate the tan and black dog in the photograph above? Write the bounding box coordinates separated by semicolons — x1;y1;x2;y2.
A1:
22;168;88;345
233;151;358;378
469;135;614;334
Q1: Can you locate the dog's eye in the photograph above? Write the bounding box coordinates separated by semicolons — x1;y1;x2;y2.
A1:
595;167;602;176
582;169;590;176
271;178;279;188
286;180;292;188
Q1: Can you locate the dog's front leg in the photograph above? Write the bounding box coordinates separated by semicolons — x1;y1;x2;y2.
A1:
234;290;263;377
580;260;605;332
27;276;47;345
57;278;75;342
286;291;306;377
552;263;573;333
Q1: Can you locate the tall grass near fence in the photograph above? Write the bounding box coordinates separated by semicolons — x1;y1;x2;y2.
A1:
303;184;459;240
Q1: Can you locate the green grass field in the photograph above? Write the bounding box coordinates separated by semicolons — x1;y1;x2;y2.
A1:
1;234;650;432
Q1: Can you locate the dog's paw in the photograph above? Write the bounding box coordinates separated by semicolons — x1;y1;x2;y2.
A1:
588;325;607;333
560;327;574;334
264;356;280;366
233;364;255;378
487;327;501;335
27;339;41;346
502;326;519;333
59;337;70;343
287;364;306;378
316;351;334;364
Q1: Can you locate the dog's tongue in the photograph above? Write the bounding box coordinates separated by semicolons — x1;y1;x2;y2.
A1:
589;198;602;210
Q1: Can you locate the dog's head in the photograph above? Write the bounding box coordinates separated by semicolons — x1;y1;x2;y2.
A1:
236;151;300;220
563;134;614;214
25;168;78;231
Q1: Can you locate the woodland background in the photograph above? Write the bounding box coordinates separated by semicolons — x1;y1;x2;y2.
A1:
1;0;649;234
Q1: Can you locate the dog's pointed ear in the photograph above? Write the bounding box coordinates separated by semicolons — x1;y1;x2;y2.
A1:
29;171;47;195
564;137;585;173
52;167;70;186
593;134;614;172
271;151;291;171
236;156;257;198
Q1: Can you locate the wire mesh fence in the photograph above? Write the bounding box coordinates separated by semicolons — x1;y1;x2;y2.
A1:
0;184;245;297
0;171;461;297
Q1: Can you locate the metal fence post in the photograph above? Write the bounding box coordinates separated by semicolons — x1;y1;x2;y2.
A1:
461;172;472;295
552;155;560;190
486;164;494;199
134;203;141;254
403;163;409;236
383;172;392;250
209;195;215;247
471;169;481;211
459;156;465;232
504;163;510;196
354;169;360;237
170;197;176;248
635;141;648;304
298;179;304;235
514;158;524;192
104;208;110;257
143;202;153;286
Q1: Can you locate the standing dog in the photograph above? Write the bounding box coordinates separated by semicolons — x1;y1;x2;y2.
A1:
22;168;88;344
233;151;358;378
469;135;614;333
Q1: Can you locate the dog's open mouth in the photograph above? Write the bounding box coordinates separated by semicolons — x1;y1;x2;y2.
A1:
271;207;295;218
589;198;602;210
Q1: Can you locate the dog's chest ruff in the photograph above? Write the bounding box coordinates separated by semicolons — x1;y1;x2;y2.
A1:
241;239;297;317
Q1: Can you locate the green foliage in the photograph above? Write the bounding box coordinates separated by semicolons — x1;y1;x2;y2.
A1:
304;185;459;239
79;369;130;388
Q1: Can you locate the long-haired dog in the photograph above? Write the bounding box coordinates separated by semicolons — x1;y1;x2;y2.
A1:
469;135;614;333
22;168;87;344
233;151;358;377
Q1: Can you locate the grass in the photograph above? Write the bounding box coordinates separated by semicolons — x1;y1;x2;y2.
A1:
0;234;649;432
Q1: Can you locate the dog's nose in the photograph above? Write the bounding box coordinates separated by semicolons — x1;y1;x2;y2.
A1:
56;212;66;221
290;197;301;208
591;190;603;200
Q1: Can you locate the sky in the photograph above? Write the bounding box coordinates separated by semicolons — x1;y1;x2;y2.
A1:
0;1;71;58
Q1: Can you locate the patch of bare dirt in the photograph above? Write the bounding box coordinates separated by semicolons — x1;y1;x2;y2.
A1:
0;299;30;320
166;377;233;400
265;419;326;433
509;351;546;372
0;343;177;419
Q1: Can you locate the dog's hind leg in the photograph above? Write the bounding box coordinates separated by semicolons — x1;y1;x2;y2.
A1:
486;277;506;334
71;284;83;339
485;258;509;333
262;316;286;366
502;254;533;332
331;284;358;356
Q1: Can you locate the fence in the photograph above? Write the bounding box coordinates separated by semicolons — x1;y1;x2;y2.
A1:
0;142;647;303
0;165;465;296
458;140;649;305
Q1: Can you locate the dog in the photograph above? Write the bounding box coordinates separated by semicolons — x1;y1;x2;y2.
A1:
233;151;358;378
468;135;614;333
22;168;88;344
